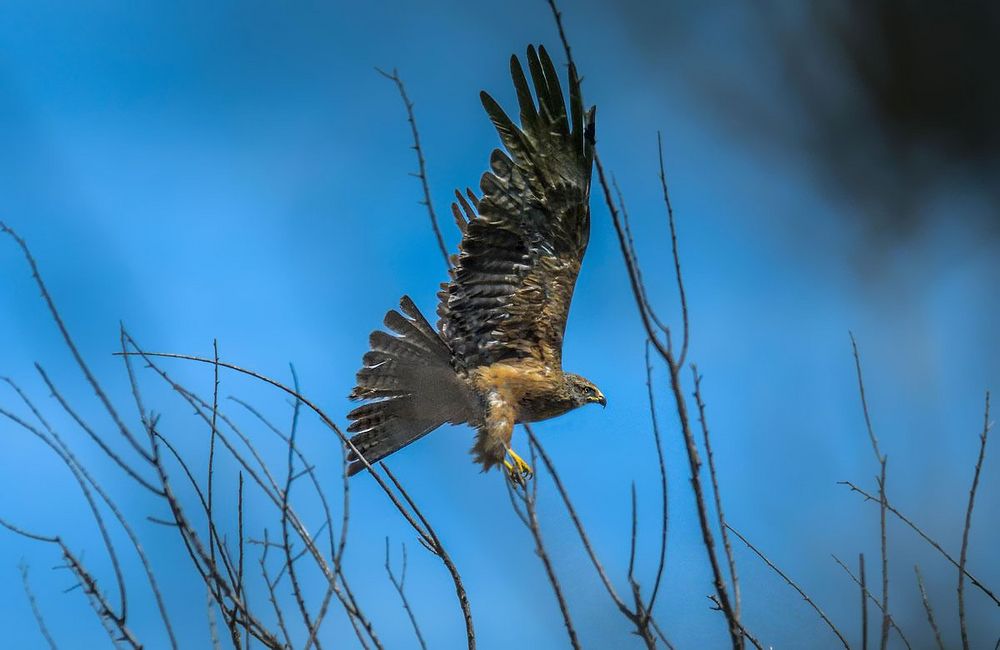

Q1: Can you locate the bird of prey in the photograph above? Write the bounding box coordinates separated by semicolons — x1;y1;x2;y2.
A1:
346;45;603;483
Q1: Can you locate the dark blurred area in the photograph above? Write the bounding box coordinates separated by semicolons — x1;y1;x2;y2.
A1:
624;0;1000;247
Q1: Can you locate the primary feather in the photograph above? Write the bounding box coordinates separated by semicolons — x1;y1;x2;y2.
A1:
437;44;596;370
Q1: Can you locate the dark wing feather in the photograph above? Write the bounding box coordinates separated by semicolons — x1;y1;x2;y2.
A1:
437;45;596;370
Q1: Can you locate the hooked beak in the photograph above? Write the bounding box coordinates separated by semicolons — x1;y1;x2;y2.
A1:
596;393;607;408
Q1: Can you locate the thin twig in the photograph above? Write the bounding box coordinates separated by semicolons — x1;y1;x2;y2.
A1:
208;339;220;574
237;472;248;650
526;427;630;617
545;0;574;68
508;437;581;650
376;67;449;269
207;585;221;650
612;176;671;339
0;223;151;463
20;563;59;650
728;525;849;649
260;530;293;650
5;376;178;649
382;465;475;649
282;365;318;646
0;407;129;629
34;365;160;495
831;554;911;649
877;461;889;650
627;482;639;581
707;596;764;650
385;539;428;650
959;391;991;650
860;554;868;650
914;565;946;650
691;366;740;621
642;342;670;617
840;480;999;606
657;132;690;366
850;334;882;464
850;334;890;650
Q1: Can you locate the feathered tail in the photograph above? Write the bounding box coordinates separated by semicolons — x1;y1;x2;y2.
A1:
346;296;471;476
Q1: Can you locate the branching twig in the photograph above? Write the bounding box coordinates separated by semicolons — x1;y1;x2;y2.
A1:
728;525;848;649
385;539;428;650
850;334;890;650
831;555;911;649
1;223;151;464
839;480;999;607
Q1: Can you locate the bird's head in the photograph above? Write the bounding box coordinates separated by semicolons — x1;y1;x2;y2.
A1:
565;373;607;408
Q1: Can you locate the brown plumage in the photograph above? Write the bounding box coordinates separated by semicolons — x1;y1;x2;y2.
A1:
346;45;604;480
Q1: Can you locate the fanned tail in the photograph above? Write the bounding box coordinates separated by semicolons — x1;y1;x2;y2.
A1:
346;296;470;476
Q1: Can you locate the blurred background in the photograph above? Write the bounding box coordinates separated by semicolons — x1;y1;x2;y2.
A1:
0;0;997;647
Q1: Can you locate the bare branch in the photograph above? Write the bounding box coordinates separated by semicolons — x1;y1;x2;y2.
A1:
385;539;428;650
691;366;740;621
507;436;581;650
544;0;574;68
0;223;151;464
0;406;129;628
850;333;883;463
914;565;946;650
850;334;890;649
382;465;475;649
281;365;319;648
839;480;999;607
376;67;449;269
208;339;220;575
34;365;160;495
206;586;221;650
260;530;293;650
4;376;178;648
526;427;630;617
657;132;690;366
627;481;639;582
831;554;910;649
860;554;869;650
728;524;849;649
20;563;58;650
959;391;991;650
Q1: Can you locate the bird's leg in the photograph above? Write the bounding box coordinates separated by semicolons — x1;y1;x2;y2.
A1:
504;446;533;486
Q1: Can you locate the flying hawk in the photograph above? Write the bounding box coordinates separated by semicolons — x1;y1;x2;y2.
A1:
346;45;603;482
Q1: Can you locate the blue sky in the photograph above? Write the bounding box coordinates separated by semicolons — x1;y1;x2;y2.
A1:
1;1;997;648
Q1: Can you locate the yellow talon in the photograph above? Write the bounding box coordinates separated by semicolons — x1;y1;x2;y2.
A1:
504;448;533;485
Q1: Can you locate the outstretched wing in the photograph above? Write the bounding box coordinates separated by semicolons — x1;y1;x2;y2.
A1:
438;45;596;371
